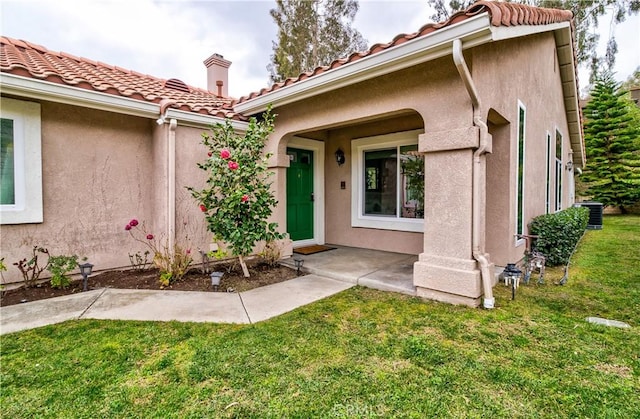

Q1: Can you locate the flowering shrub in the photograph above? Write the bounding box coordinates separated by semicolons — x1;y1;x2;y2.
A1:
124;218;192;286
188;106;283;277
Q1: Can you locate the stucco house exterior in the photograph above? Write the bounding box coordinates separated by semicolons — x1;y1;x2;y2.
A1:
0;1;583;308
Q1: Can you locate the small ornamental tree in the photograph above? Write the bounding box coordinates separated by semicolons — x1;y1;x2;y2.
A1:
189;107;283;277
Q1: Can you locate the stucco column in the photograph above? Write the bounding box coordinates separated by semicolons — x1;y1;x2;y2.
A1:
267;151;293;258
413;127;483;307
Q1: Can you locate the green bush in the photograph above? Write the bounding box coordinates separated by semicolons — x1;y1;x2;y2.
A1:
528;207;589;266
47;255;79;289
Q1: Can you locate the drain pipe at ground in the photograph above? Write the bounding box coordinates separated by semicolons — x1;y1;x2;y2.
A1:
452;39;495;309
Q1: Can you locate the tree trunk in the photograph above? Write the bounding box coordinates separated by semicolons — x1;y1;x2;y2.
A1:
238;255;250;277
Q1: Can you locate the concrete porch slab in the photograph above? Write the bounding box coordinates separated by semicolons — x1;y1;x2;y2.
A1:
283;245;417;296
81;288;250;324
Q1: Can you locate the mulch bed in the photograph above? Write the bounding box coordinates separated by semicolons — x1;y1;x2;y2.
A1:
0;259;298;307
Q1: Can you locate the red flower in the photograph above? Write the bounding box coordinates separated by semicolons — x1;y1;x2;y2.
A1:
125;224;132;231
186;249;191;255
228;161;239;170
220;149;231;159
199;204;207;212
207;151;213;157
241;194;249;202
129;219;139;227
146;234;154;240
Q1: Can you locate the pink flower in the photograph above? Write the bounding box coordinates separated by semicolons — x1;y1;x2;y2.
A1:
220;149;231;159
129;219;139;227
207;151;213;157
228;161;239;170
146;234;154;240
125;224;132;231
199;204;207;212
186;249;191;255
241;194;249;202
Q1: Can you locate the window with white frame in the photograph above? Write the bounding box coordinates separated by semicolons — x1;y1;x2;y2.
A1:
545;132;551;214
351;130;424;232
555;129;563;212
515;102;526;240
0;97;43;224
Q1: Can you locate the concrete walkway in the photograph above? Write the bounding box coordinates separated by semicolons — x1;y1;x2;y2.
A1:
0;275;353;335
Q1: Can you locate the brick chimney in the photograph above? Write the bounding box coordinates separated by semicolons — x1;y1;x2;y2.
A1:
203;53;231;97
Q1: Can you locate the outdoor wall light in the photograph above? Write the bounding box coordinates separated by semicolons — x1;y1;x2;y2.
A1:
156;116;166;125
335;148;345;166
566;161;573;171
78;262;94;292
293;257;305;275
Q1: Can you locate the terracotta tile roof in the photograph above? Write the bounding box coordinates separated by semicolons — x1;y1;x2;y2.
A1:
0;36;243;120
234;0;574;105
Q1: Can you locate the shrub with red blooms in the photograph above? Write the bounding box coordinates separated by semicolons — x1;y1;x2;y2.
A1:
124;219;191;286
188;106;283;277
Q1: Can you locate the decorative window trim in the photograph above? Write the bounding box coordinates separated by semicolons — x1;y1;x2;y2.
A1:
0;97;43;224
545;131;551;214
351;129;424;233
515;101;526;246
555;128;563;212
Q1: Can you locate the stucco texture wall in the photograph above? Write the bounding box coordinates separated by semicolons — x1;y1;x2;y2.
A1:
0;101;217;284
1;101;153;283
474;32;575;266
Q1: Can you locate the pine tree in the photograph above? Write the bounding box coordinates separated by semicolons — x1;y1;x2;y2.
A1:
582;72;640;212
268;0;368;83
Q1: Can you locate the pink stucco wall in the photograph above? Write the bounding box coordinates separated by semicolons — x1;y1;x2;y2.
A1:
475;32;575;266
0;101;215;284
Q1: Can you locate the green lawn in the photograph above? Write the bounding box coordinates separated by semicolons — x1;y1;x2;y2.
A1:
2;216;639;418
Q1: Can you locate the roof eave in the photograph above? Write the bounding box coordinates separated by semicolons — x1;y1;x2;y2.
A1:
0;73;248;130
233;13;494;115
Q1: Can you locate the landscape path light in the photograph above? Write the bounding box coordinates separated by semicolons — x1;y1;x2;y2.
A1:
78;262;94;292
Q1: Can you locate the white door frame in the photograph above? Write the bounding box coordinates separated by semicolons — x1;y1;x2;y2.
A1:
288;137;325;247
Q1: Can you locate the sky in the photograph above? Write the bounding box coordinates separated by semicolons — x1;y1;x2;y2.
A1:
1;0;638;99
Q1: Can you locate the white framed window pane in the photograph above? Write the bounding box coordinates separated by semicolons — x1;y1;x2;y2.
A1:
400;144;423;219
0;118;15;205
364;148;397;216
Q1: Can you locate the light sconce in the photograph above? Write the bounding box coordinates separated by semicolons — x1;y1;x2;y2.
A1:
78;262;94;292
565;161;573;172
335;148;345;166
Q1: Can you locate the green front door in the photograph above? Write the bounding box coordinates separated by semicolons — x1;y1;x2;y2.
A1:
286;148;314;241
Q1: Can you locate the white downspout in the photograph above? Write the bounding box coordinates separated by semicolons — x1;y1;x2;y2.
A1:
157;99;177;253
168;118;177;252
452;38;495;309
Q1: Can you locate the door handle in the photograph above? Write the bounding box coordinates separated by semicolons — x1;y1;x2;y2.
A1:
310;193;315;202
